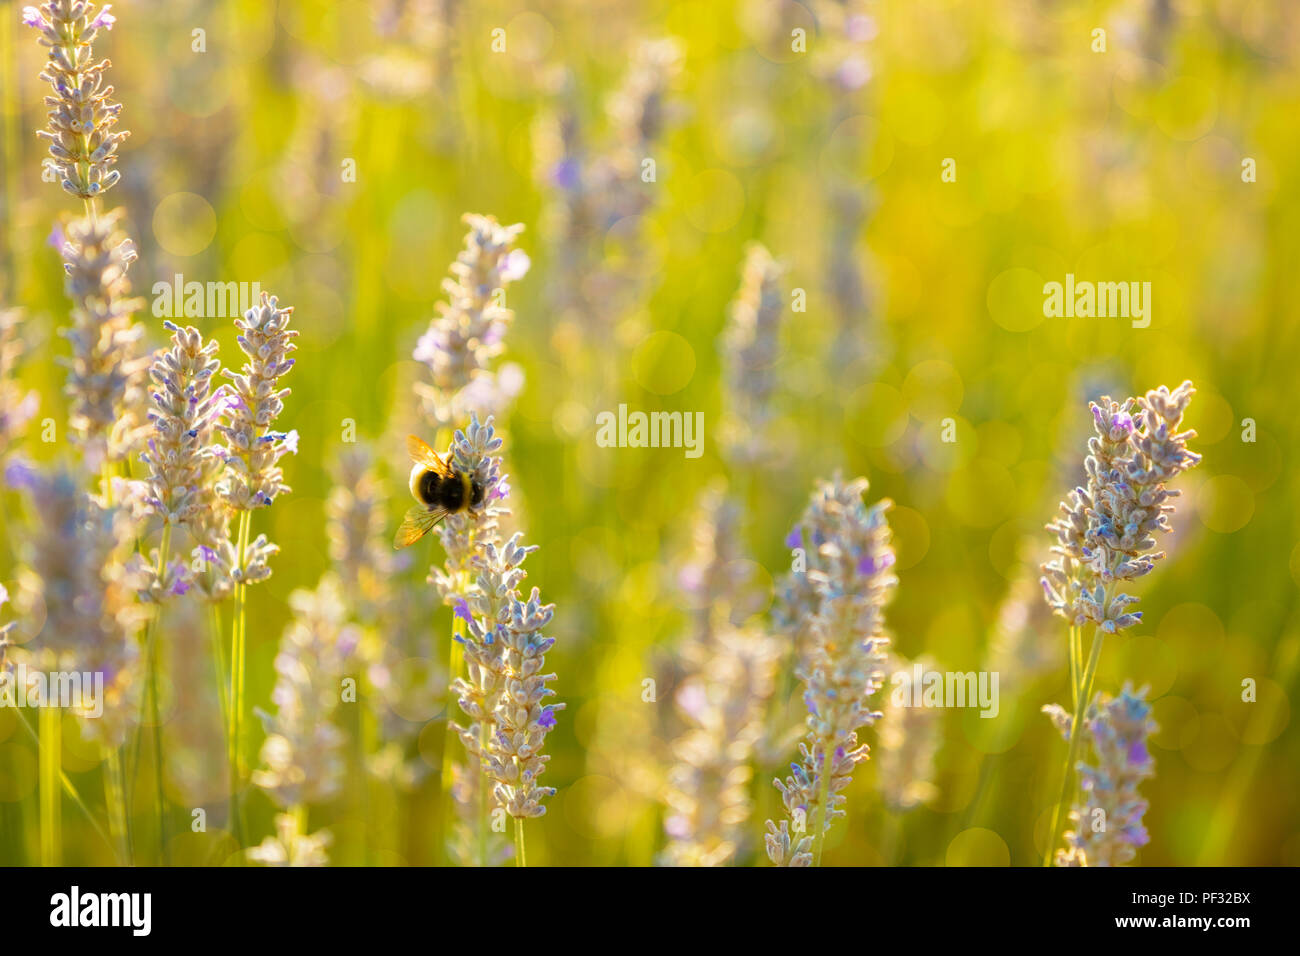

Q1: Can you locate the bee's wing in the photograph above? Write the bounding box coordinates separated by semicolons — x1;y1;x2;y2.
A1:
394;505;449;549
406;434;452;476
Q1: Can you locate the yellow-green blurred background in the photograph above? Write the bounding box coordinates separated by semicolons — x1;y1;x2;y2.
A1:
1;0;1298;865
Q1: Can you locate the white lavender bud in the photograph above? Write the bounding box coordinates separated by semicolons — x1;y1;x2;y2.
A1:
23;1;129;199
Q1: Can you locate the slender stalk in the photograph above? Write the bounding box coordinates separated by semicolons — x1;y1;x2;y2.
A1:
102;747;130;864
16;706;115;859
514;817;526;868
812;740;833;867
439;560;467;864
1043;626;1105;866
38;703;61;866
208;604;228;729
1068;623;1079;711
228;509;252;848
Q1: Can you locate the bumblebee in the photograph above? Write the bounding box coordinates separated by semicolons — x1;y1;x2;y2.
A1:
394;434;486;549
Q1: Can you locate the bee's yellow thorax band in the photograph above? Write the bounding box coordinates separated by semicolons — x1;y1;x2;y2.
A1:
459;470;472;505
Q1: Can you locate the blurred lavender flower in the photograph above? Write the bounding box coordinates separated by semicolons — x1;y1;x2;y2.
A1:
1041;381;1201;633
804;1;878;374
327;443;395;624
0;309;40;461
1044;684;1158;866
414;215;529;432
662;480;780;865
0;583;14;680
58;210;150;466
662;627;777;866
9;464;146;746
765;475;896;866
533;40;682;335
247;813;333;868
24;0;129;199
720;243;786;467
877;654;940;812
252;576;358;812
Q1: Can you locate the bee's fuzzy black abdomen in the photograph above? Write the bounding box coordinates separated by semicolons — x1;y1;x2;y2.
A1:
417;469;467;512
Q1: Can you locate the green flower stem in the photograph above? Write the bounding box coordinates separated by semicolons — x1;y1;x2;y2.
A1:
146;524;171;864
229;509;252;850
17;706;115;860
38;702;60;866
1043;625;1105;867
514;817;526;868
102;746;131;864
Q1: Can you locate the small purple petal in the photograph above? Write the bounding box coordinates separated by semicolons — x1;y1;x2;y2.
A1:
452;597;472;625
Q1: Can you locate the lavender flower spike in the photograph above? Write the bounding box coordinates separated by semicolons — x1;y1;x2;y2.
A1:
59;210;150;465
1041;381;1201;632
24;0;129;198
451;533;565;821
217;292;298;513
141;323;222;528
414;214;529;431
765;474;896;866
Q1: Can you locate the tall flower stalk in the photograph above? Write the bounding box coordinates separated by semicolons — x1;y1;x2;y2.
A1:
1039;381;1200;865
215;292;298;846
126;321;222;861
765;475;896;867
413;214;527;860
